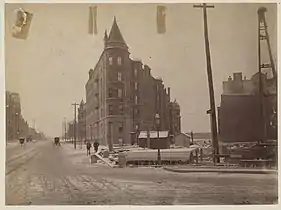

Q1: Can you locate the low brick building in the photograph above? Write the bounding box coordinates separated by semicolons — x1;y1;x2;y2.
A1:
138;131;171;149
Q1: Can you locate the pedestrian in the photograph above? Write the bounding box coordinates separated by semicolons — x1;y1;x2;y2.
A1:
86;141;92;156
94;141;99;153
119;138;123;147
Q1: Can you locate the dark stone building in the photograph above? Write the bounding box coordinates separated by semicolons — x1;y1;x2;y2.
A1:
85;17;181;147
218;72;277;143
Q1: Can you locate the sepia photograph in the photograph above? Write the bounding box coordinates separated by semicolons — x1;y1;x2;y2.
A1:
3;1;278;206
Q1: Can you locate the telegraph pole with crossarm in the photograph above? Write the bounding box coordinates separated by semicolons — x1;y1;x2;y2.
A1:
72;103;79;149
193;3;220;164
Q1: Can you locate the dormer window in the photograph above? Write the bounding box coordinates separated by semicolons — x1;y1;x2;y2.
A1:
117;57;122;65
109;57;113;65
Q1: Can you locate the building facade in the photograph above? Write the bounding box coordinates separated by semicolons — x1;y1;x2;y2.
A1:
85;17;181;147
6;91;40;141
78;100;86;142
67;121;74;140
218;72;277;142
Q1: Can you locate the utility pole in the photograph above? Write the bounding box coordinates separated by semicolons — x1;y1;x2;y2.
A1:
62;121;64;140
193;3;219;164
72;103;79;149
257;8;266;143
64;117;67;142
191;131;194;145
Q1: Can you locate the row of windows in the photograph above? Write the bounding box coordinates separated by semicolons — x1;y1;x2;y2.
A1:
109;56;122;66
87;122;125;135
108;57;139;79
108;104;124;115
107;104;140;117
91;82;138;99
108;88;123;98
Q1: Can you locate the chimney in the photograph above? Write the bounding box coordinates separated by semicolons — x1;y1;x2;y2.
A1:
144;65;151;76
89;69;94;79
233;72;242;81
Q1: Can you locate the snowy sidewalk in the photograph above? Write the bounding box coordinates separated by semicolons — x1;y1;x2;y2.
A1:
163;166;277;174
61;142;112;168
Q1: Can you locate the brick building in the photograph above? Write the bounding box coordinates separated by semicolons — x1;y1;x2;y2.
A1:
218;72;277;142
85;17;181;147
6;91;34;141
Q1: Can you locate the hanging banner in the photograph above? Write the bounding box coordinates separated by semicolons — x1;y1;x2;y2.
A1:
88;5;98;35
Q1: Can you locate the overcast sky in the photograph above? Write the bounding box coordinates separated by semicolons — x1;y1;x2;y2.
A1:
5;3;277;137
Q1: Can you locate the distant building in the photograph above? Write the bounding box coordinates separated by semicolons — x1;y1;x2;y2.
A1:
218;72;277;143
78;99;86;141
85;17;181;147
67;121;75;140
6;91;30;140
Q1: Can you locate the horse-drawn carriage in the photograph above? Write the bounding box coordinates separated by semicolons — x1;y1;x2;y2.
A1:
19;137;25;145
54;137;61;146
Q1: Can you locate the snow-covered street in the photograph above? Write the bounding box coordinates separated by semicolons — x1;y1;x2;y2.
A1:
6;140;278;205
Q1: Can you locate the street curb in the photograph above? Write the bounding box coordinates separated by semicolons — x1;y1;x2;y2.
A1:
163;167;278;174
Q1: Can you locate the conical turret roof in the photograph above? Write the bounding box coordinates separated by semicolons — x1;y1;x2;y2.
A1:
105;17;128;50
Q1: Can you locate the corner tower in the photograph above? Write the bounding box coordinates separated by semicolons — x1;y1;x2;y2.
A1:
103;17;132;149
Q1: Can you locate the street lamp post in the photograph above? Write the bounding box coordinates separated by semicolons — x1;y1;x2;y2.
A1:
155;113;161;165
90;125;93;142
15;112;19;139
135;124;139;146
